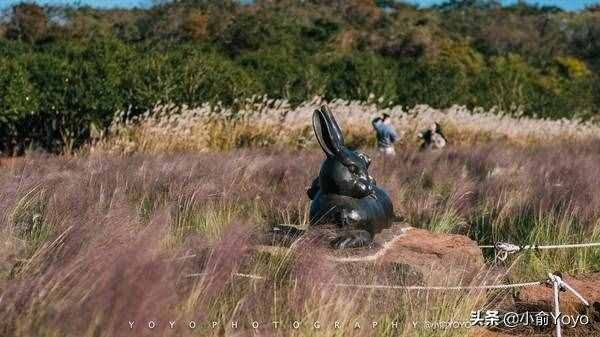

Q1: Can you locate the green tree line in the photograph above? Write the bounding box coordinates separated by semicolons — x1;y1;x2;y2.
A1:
1;0;600;153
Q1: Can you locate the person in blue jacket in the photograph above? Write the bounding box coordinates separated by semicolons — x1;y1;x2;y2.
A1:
371;112;398;156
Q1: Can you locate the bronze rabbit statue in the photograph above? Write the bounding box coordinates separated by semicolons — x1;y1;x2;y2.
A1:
307;105;395;249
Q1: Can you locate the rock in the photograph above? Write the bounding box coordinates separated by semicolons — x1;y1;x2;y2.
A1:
255;223;485;288
327;224;485;287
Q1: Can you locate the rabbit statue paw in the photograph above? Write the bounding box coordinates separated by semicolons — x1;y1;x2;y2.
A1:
330;230;372;249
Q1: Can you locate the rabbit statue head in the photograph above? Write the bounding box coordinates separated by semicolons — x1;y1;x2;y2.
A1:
313;106;376;198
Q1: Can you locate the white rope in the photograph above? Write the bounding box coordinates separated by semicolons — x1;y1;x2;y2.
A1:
169;254;197;261
186;271;543;291
233;272;266;280
526;242;600;250
327;227;413;263
186;272;266;280
479;241;600;261
187;269;591;337
188;270;591;337
173;227;415;264
176;240;600;262
328;280;543;291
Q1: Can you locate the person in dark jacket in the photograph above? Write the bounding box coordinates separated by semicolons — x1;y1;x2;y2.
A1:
418;122;447;151
371;113;398;156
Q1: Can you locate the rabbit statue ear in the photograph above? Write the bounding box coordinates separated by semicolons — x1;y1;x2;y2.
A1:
320;105;345;147
313;107;343;157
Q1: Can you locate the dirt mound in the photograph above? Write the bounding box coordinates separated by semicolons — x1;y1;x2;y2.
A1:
516;273;600;316
467;273;600;337
326;225;484;286
261;223;485;287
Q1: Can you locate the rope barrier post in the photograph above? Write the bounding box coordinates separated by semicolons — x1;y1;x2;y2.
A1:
545;271;591;337
548;272;562;337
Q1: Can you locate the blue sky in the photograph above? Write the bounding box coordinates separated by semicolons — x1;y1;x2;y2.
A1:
1;0;598;11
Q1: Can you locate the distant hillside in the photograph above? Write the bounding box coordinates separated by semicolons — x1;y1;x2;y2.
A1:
1;0;600;153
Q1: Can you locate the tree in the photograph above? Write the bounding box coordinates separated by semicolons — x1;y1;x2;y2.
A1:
6;3;48;43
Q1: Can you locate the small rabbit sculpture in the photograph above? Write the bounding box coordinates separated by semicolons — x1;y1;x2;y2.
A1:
308;106;395;249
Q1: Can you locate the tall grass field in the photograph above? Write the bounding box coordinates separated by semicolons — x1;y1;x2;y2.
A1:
1;100;600;337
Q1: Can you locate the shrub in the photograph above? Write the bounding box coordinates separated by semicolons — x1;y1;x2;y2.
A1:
5;3;48;44
0;58;39;152
317;53;399;102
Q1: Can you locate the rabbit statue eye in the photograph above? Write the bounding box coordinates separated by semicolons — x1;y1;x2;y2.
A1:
364;155;372;167
357;152;371;168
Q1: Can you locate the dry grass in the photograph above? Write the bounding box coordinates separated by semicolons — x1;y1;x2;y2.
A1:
2;136;600;336
3;98;600;336
92;98;600;154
